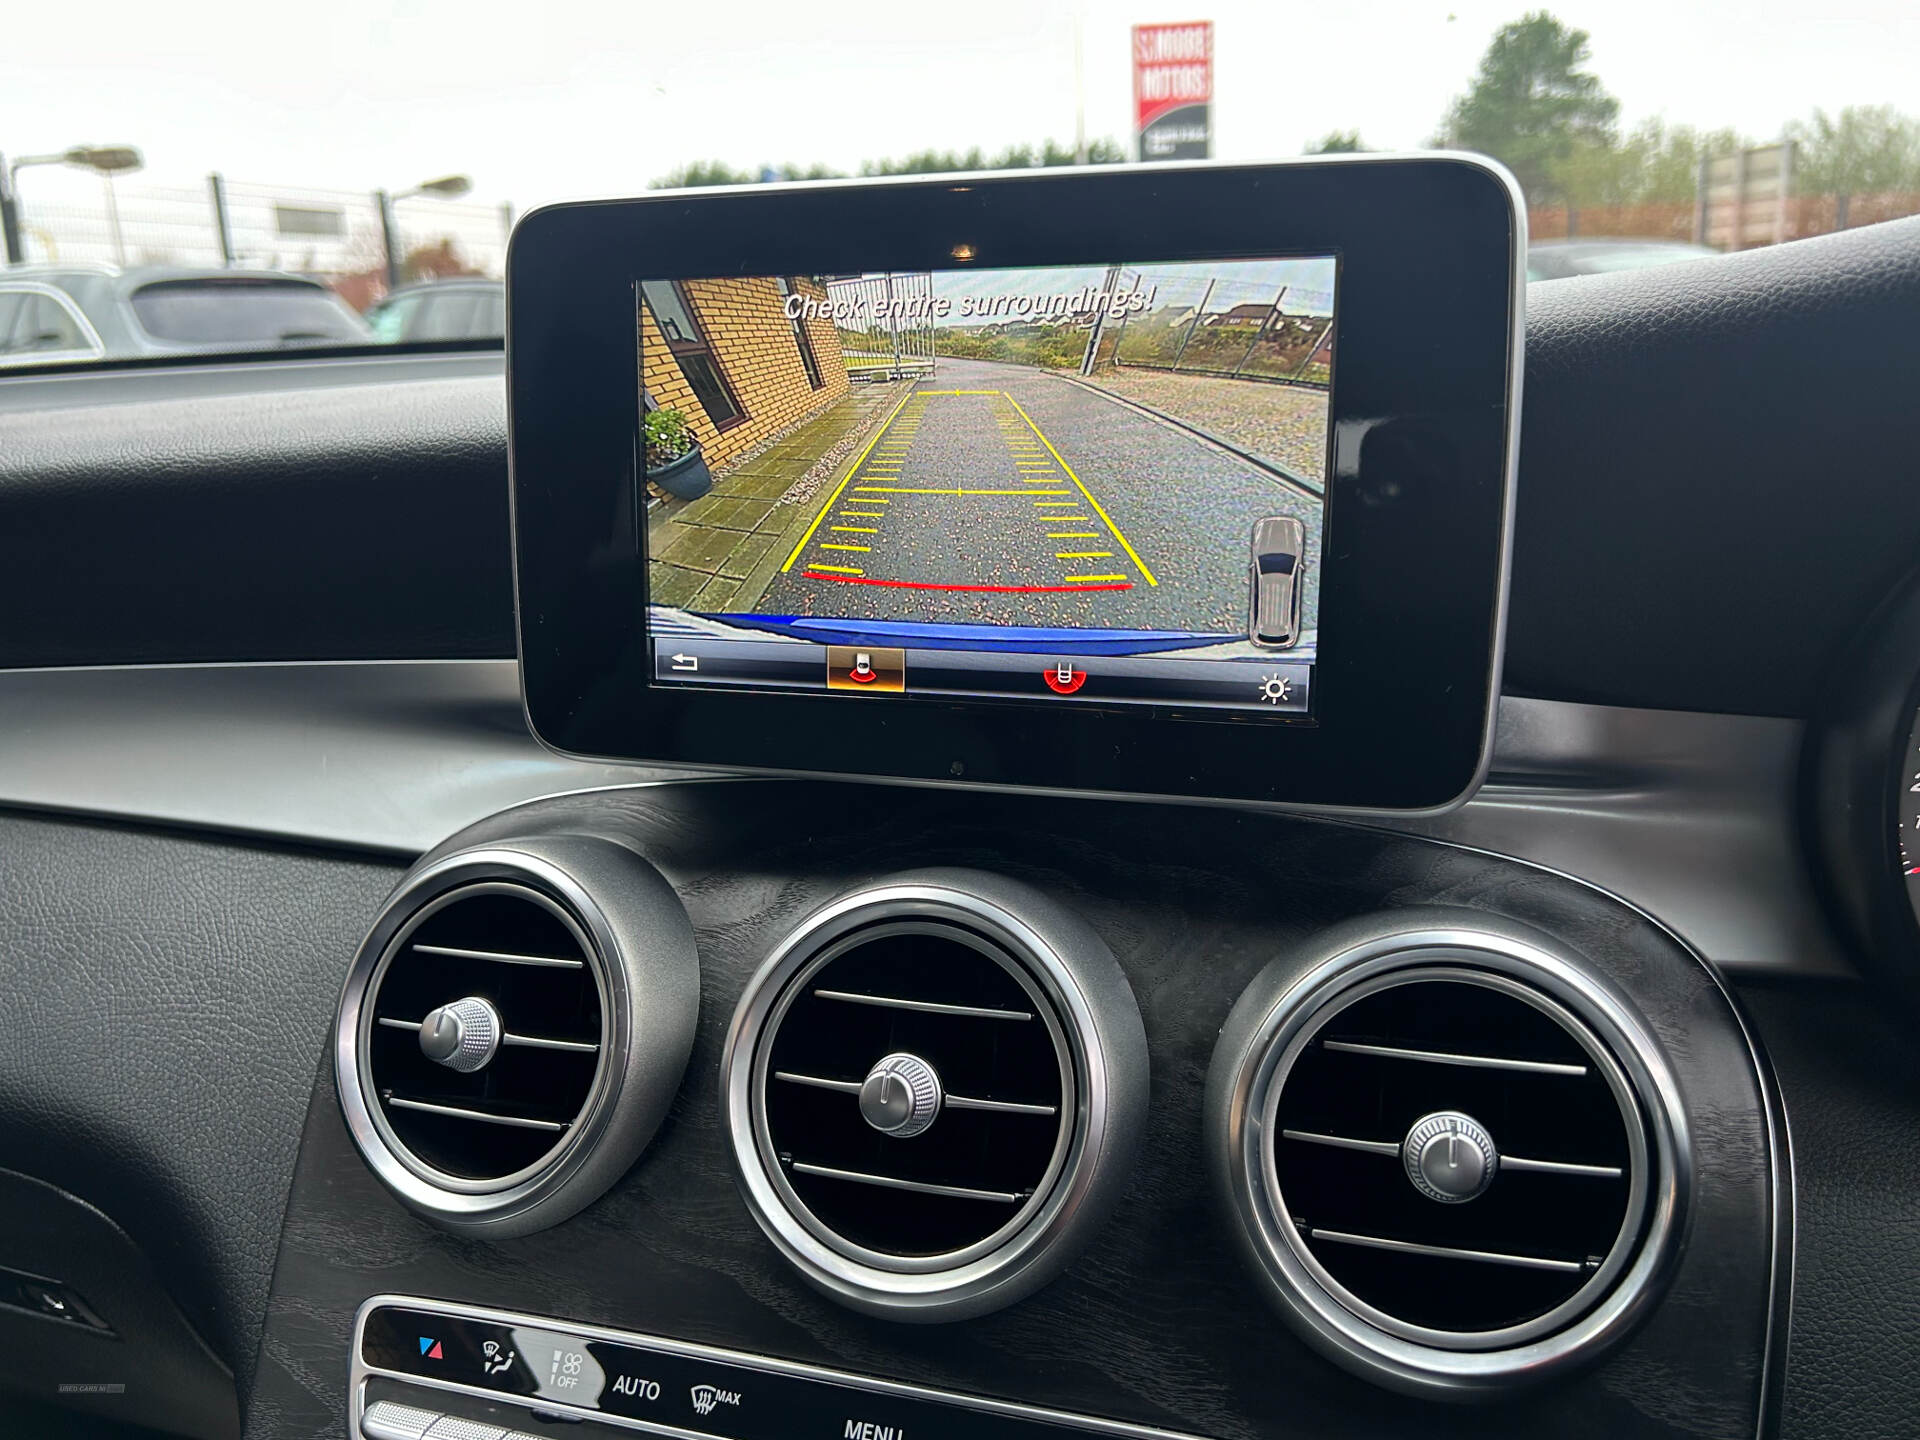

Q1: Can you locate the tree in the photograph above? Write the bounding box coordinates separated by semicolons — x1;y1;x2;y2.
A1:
1306;131;1368;154
650;160;757;189
1555;119;1747;207
1786;106;1920;203
649;136;1140;189
1436;12;1619;203
862;139;1124;177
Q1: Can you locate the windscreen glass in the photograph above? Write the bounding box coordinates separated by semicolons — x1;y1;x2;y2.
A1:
643;259;1334;714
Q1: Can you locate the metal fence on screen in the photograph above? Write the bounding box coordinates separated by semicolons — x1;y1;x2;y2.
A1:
825;272;936;380
1102;267;1335;389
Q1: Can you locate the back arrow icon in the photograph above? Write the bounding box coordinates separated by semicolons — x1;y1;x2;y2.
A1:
670;653;698;671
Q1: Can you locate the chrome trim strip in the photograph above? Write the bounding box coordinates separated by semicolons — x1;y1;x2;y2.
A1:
1278;1129;1623;1178
411;943;584;969
350;1294;1210;1440
812;988;1033;1021
1309;1229;1585;1274
1501;1156;1623;1179
788;1161;1023;1205
1320;1038;1587;1076
1280;1130;1401;1158
383;1096;569;1133
774;1070;1056;1115
377;1017;599;1054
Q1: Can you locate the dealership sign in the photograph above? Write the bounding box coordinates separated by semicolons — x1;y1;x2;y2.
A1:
1132;21;1213;161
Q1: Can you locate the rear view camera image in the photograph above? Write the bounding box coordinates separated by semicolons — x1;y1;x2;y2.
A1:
642;257;1334;714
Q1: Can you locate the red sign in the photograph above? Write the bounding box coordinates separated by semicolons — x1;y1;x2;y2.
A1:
1133;21;1214;161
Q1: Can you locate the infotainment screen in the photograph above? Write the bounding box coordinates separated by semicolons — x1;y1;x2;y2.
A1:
508;159;1522;808
643;259;1334;716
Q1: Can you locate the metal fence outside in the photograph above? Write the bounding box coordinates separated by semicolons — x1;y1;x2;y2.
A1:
1101;267;1335;389
7;172;513;286
825;272;937;380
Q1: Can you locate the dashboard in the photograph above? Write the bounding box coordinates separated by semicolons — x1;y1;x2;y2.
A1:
0;189;1918;1440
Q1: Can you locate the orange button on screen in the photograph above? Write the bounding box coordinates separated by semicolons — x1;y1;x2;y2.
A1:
826;646;906;693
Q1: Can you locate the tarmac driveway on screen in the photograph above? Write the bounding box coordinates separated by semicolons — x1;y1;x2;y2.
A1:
759;357;1323;634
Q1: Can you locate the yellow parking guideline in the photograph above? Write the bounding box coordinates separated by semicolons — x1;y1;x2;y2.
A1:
1065;574;1128;584
1048;531;1099;538
809;564;864;575
821;543;871;552
783;390;917;571
1003;393;1157;586
857;486;1068;495
832;525;878;533
916;389;1002;395
1056;551;1114;560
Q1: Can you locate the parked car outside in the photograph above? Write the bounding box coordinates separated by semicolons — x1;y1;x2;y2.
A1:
1526;238;1722;280
0;263;371;363
0;279;104;367
365;278;504;343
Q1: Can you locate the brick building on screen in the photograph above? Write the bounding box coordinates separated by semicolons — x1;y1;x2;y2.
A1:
640;277;849;470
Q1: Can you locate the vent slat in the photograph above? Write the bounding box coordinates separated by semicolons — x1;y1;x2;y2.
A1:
410;942;585;970
788;1161;1024;1205
1319;1038;1588;1077
384;1095;572;1132
812;988;1033;1022
774;1070;1059;1116
1308;1229;1587;1274
377;1015;600;1054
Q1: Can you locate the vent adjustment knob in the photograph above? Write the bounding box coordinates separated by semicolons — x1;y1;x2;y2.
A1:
1403;1110;1499;1203
418;996;502;1073
858;1052;943;1138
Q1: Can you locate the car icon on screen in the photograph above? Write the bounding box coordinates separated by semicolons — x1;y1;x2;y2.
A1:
1248;516;1305;650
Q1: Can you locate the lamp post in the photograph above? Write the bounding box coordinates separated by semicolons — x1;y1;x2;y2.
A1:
375;174;472;291
1;144;143;266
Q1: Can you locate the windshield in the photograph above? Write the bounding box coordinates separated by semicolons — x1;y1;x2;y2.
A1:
2;2;1914;370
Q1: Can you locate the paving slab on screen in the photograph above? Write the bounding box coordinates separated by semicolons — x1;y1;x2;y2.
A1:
643;258;1335;715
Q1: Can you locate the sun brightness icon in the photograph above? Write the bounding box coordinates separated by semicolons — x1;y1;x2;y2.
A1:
1258;673;1292;705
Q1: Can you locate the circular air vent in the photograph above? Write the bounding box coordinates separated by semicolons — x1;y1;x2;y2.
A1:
724;871;1149;1321
1207;914;1687;1396
363;883;603;1185
337;837;699;1236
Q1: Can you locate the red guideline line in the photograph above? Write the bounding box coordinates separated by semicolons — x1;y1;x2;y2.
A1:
803;571;1133;594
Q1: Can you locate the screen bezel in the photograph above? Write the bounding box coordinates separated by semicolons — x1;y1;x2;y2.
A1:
508;157;1522;810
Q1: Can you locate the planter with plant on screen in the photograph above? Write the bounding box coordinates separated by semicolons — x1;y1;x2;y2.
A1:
644;408;713;500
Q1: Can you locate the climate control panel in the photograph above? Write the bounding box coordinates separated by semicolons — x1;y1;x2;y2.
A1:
352;1297;1205;1440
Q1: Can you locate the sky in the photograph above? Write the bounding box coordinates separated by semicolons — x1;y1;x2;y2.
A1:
4;0;1915;217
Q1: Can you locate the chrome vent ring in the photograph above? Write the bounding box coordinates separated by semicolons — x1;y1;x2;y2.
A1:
336;837;700;1237
724;872;1149;1321
1206;915;1688;1396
